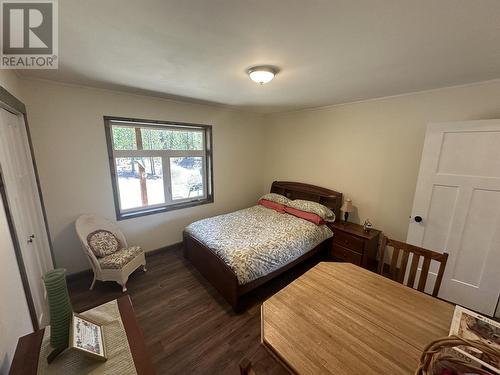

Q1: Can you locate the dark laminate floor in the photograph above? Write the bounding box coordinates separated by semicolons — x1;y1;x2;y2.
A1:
68;245;325;375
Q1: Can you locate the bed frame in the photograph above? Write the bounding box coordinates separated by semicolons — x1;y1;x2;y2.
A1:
183;181;343;311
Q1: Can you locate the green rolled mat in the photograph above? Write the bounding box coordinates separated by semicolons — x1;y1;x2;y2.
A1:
42;268;73;351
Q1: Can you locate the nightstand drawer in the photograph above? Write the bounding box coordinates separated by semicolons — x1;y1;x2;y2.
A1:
333;231;364;252
331;244;362;265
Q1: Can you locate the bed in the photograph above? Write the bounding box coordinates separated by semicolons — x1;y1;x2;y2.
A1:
183;181;343;311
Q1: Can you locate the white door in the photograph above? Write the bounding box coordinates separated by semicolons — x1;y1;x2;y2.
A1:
407;120;500;316
0;108;53;327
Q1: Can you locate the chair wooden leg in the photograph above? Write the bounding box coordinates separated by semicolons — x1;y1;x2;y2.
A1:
239;358;252;375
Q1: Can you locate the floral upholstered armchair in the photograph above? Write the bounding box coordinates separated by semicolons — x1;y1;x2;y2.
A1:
75;214;146;292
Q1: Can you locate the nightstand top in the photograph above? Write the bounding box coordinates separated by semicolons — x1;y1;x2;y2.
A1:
328;221;380;240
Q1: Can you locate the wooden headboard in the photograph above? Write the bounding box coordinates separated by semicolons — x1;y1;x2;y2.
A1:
270;181;343;218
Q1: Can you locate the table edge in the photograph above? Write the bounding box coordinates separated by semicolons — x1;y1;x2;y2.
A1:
261;303;299;374
9;328;44;375
117;295;155;375
262;337;298;375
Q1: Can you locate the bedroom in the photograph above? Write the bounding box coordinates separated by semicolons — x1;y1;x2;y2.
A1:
1;0;500;374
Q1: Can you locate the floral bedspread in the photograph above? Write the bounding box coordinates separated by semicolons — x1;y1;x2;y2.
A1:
185;205;333;285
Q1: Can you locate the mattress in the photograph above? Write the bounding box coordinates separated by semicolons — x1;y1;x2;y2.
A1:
184;205;333;285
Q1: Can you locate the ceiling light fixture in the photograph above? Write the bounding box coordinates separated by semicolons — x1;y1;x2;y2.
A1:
247;66;278;84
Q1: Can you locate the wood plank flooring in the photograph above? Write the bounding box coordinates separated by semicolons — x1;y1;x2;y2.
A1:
68;245;323;374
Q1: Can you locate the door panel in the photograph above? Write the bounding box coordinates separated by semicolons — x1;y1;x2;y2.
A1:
437;131;500;177
421;185;458;252
452;189;500;287
0;109;53;327
408;120;500;316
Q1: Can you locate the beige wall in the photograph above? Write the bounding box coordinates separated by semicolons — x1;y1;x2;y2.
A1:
21;79;266;274
20;78;500;275
0;70;23;100
0;71;32;373
10;76;500;319
263;80;500;241
2;68;500;365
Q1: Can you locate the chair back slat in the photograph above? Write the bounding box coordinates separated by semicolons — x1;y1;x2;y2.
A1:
417;257;431;293
407;254;420;288
397;250;409;283
389;246;401;280
377;236;387;275
432;253;449;297
378;237;448;297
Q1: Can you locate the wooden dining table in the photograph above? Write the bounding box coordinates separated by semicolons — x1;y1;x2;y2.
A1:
261;262;455;374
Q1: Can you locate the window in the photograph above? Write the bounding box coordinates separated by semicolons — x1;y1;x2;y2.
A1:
104;116;213;220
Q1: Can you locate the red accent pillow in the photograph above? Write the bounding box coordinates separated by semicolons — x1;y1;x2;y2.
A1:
259;199;286;213
285;206;325;225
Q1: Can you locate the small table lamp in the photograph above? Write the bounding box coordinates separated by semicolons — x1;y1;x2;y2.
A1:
341;198;353;224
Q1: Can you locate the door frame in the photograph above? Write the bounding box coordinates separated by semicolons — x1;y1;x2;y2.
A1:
0;85;55;330
0;167;38;329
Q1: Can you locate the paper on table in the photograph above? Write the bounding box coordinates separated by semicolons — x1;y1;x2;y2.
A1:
449;305;500;374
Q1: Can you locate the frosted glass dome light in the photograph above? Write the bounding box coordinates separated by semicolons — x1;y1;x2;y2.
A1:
247;66;278;84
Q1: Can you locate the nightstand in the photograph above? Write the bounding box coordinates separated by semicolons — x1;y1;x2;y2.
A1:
328;221;381;270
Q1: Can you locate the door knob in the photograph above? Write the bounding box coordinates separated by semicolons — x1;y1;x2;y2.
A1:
414;216;423;223
27;234;35;243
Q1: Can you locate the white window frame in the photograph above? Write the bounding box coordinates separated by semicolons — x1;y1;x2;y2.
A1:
104;116;213;220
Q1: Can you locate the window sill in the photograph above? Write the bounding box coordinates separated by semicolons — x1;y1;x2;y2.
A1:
116;196;214;221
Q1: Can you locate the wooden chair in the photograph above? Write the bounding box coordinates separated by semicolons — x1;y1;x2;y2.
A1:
378;236;448;297
239;358;257;375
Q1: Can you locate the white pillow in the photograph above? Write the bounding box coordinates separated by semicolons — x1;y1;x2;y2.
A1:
259;193;291;206
287;199;336;222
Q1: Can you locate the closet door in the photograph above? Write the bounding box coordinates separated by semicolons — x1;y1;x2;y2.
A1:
0;108;53;327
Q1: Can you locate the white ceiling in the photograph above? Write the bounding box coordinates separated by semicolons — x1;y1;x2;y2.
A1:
19;0;500;113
